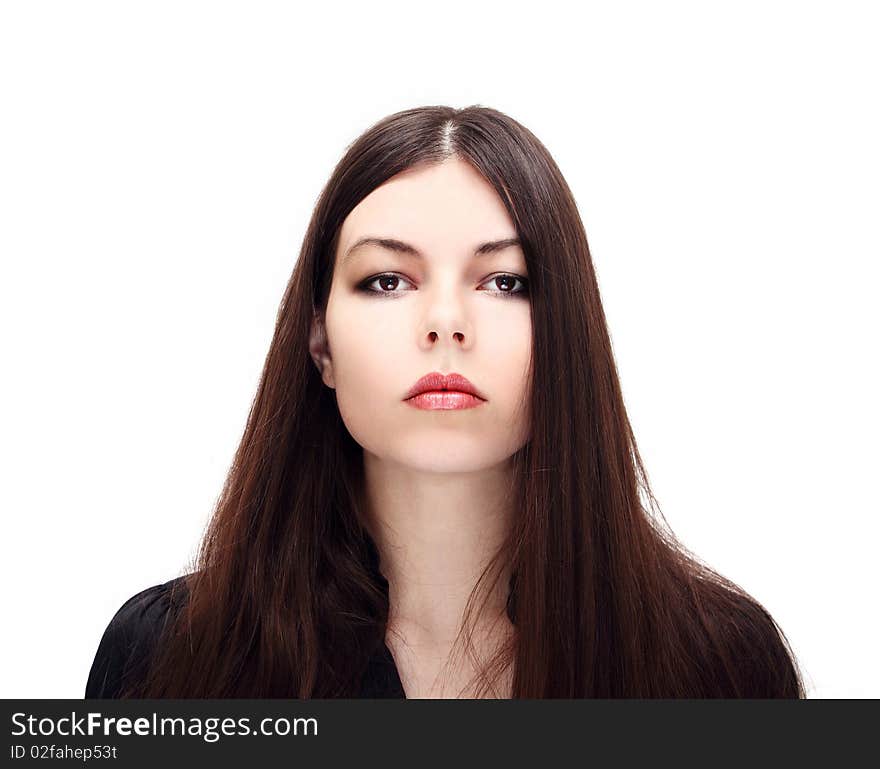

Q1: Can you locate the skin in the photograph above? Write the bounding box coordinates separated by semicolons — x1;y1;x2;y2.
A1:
309;156;532;697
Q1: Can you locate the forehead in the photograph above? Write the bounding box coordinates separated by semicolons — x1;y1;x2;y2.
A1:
337;158;518;257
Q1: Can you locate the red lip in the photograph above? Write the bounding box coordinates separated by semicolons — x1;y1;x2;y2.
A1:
404;371;487;401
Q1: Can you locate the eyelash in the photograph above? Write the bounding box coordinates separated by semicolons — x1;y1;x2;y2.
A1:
355;272;530;299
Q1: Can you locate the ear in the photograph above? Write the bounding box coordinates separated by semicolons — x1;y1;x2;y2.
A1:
309;311;336;389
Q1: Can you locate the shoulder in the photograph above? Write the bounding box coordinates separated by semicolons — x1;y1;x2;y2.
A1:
706;588;805;698
85;575;191;698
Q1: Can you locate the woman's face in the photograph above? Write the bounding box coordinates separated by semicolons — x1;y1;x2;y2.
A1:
311;157;532;473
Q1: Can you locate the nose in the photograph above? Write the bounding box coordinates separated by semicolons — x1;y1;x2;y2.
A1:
417;280;475;351
428;330;463;343
421;323;474;352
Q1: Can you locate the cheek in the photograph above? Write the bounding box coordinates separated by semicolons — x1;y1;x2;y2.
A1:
326;302;401;393
323;300;407;452
488;312;532;443
481;302;531;380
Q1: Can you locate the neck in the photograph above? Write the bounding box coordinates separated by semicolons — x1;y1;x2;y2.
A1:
362;450;515;646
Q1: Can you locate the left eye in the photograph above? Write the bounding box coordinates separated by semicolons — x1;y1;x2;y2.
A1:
482;274;529;296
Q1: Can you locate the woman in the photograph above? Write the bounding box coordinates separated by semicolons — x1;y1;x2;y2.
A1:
85;104;806;698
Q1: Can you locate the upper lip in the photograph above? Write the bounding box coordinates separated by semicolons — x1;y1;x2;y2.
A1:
404;371;487;401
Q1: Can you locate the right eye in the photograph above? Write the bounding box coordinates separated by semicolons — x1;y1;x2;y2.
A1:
356;273;414;297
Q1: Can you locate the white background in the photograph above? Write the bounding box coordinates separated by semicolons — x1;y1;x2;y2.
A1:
1;0;876;698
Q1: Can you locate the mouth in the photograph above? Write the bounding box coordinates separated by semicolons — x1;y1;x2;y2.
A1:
404;390;486;410
404;371;487;409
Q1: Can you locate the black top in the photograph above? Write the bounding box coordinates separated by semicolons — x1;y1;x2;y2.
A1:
84;576;407;698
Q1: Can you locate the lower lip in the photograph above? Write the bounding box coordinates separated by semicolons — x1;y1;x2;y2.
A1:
405;391;486;410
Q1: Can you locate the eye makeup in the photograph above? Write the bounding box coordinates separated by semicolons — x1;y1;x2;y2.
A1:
355;272;530;299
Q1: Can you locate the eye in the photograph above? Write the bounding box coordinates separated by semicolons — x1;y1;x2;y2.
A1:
356;272;529;298
479;273;529;298
356;273;416;297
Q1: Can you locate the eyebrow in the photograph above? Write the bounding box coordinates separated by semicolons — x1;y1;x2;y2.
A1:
341;236;522;264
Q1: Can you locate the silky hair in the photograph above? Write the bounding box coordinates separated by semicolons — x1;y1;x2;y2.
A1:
124;104;806;697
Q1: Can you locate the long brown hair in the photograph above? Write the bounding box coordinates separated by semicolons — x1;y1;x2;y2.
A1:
127;104;806;697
